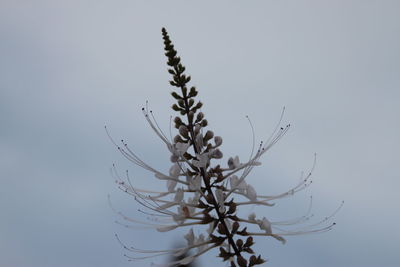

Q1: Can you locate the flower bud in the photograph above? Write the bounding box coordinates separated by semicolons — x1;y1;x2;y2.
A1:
196;112;204;122
188;111;194;123
178;99;185;108
179;125;189;138
212;149;223;159
194;124;201;135
174;116;183;126
171;91;182;99
204;130;214;142
189;86;197;97
195;133;204;148
188;99;194;107
172;104;181;111
236;239;243;248
170;154;179;162
174;135;185;143
214;136;222;146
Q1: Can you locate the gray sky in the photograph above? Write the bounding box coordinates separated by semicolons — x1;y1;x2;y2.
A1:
1;1;399;266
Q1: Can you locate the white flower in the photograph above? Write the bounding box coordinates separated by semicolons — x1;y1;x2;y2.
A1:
258;217;272;234
229;175;247;192
192;153;210;168
215;189;226;213
184;228;195;246
174;188;184;202
169;142;190;158
206;222;216;235
189;175;202;191
172;204;191;223
248;212;256;222
169;163;181;177
195;234;207;253
245;184;257;201
195;133;204;149
228;156;241;169
167;179;177;192
166;164;181;192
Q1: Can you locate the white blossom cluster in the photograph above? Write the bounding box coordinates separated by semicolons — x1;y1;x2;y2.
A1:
108;28;341;267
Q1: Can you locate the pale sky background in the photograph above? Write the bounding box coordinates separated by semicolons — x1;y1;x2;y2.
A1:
1;1;399;267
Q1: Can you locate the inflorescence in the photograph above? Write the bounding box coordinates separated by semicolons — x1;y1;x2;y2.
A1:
107;28;342;267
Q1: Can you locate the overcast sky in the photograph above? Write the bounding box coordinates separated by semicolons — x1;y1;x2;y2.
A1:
1;1;399;267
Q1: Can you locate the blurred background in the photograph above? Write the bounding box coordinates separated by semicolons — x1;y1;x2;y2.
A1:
1;1;399;266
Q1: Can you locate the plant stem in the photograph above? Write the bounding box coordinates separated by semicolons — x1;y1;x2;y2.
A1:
180;86;241;257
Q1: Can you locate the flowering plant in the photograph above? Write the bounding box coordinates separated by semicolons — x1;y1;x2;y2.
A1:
108;28;341;267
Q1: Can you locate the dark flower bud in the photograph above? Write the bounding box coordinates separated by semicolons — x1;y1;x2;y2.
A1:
219;247;229;261
178;99;185;108
245;236;254;247
201;119;208;127
244;247;255;254
179;125;189;138
228;203;237;215
172;104;181;111
249;255;257;266
174;135;185;143
212;149;223;159
217;223;227;235
188;98;194;107
214;136;223;146
204;130;214;141
196;112;204;122
177;64;185;73
188;111;194;123
232;221;240;233
249;255;265;266
194;101;203;110
174;116;183;126
171;91;182;99
236;239;243;249
189;86;198;97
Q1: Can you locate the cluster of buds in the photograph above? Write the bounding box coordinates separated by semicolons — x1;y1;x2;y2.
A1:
108;28;341;266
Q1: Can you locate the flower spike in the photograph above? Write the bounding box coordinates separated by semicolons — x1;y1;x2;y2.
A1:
108;28;342;266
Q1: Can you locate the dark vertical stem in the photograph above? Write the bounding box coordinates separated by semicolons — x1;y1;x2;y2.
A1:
180;86;241;257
